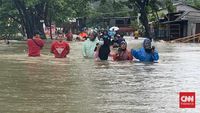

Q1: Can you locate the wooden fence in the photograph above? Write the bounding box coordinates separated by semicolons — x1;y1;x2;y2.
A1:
169;33;200;43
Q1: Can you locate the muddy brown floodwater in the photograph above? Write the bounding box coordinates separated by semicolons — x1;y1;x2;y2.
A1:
0;37;200;113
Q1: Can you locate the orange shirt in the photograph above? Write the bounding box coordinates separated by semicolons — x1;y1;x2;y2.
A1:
79;32;88;38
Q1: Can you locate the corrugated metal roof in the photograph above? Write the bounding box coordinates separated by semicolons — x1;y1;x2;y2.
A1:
176;11;200;20
161;20;187;24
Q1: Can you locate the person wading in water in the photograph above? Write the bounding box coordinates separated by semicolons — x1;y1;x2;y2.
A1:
51;31;70;58
27;31;44;57
112;41;133;61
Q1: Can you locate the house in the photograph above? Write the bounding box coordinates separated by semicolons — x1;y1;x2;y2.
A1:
154;2;200;40
95;17;134;33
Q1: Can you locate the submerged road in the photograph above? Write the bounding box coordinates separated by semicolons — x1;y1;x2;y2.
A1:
0;37;200;113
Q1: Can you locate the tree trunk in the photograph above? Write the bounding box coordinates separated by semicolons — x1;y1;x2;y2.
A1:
135;0;151;39
139;9;151;39
155;11;159;21
35;3;47;39
50;13;53;39
13;0;33;38
49;5;53;39
13;0;47;39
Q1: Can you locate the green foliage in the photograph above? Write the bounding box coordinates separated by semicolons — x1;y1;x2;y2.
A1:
149;0;162;17
95;0;130;17
0;0;92;38
86;0;132;27
185;0;200;9
1;0;187;39
0;0;21;38
165;0;176;13
126;0;152;38
193;0;200;8
130;20;140;30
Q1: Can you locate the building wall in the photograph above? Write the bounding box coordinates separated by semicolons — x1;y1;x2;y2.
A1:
195;23;200;34
186;19;200;36
183;22;188;37
182;12;200;36
110;19;115;27
187;21;196;36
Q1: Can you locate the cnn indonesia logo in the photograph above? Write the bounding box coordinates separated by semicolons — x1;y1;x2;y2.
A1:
179;92;195;108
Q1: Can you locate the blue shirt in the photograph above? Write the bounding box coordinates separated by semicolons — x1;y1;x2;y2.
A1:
108;31;116;37
131;48;159;62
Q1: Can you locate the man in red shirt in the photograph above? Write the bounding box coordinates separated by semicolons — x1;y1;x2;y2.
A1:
51;32;70;58
27;31;44;57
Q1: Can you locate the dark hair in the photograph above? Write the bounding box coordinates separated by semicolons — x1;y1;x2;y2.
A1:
57;30;63;35
34;30;40;36
119;33;124;38
94;43;99;51
103;30;108;35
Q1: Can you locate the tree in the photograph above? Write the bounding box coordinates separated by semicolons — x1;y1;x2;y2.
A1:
96;0;128;17
0;0;24;39
0;0;92;39
185;0;200;9
88;0;131;27
126;0;151;38
193;0;200;8
0;0;51;39
165;0;176;13
125;0;165;39
149;0;162;21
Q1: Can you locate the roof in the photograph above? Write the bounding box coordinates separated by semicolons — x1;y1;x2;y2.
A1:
160;20;187;24
176;11;200;20
102;17;131;19
159;10;200;24
158;2;200;13
173;2;200;10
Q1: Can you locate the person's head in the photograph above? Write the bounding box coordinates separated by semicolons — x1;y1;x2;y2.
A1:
33;30;40;37
120;33;124;38
143;38;152;53
57;31;64;42
120;41;127;51
98;38;104;46
88;33;97;41
116;34;121;39
103;30;108;35
76;37;81;41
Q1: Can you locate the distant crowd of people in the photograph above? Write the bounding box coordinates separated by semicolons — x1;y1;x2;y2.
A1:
27;29;159;62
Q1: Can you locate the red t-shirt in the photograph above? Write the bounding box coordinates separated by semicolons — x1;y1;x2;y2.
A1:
27;37;44;57
79;32;88;39
51;41;70;58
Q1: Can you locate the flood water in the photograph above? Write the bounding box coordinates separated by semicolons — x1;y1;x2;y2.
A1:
0;37;200;113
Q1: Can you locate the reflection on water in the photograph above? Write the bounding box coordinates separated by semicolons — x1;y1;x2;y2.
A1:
0;38;200;113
